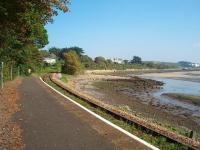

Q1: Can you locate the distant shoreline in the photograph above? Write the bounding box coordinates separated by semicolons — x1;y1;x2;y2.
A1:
140;70;200;83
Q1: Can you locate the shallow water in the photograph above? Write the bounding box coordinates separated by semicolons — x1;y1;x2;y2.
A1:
152;78;200;96
141;77;200;122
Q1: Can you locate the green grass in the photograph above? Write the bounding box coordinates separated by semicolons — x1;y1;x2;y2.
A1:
163;93;200;106
60;74;73;83
46;79;188;150
34;67;59;76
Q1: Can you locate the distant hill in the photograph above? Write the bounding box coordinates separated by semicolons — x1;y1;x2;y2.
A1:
178;61;193;68
143;61;180;69
144;61;179;66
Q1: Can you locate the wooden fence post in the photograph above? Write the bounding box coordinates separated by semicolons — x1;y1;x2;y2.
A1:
1;62;4;88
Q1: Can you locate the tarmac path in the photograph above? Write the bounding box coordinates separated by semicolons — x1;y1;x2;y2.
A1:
15;77;151;150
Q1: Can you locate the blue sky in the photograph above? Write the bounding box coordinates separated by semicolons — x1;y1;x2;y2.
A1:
45;0;200;63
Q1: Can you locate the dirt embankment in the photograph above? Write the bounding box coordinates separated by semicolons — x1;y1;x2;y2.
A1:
0;78;23;150
106;76;164;90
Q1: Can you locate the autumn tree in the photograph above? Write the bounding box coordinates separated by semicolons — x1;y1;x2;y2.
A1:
62;51;81;75
0;0;69;71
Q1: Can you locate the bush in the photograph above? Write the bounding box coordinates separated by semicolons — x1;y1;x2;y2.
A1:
61;51;81;75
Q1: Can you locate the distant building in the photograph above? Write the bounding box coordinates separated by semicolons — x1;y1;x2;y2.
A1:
43;53;57;65
43;58;56;65
178;61;200;68
191;63;200;68
112;58;124;64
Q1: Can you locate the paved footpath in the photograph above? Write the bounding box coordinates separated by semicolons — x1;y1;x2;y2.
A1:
15;77;151;150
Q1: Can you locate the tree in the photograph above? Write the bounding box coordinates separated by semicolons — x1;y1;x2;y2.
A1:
145;62;155;68
60;46;84;59
94;56;106;64
68;47;84;57
107;59;113;64
81;55;94;68
0;0;69;72
94;56;108;69
62;51;81;75
124;60;129;64
49;47;61;58
131;56;142;64
178;61;192;68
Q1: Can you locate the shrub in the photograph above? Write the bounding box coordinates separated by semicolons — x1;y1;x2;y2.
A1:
61;51;81;75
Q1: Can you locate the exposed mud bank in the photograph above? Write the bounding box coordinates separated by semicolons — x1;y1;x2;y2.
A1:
162;93;200;107
68;73;200;139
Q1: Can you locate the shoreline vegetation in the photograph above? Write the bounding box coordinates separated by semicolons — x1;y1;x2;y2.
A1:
162;93;200;106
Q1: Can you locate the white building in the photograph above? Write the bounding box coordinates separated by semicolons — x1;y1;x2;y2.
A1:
191;63;200;68
112;58;124;64
43;58;56;65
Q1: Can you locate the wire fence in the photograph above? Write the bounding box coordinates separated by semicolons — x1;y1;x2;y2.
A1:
0;62;20;88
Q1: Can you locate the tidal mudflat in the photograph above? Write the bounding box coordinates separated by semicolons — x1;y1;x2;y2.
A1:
67;71;200;138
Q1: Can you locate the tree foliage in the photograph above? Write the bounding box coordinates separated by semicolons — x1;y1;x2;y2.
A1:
131;56;142;64
67;47;84;57
47;46;85;60
49;47;62;58
62;51;81;75
107;59;113;64
81;55;94;68
94;56;106;64
178;61;192;68
60;46;84;59
94;56;108;69
0;0;69;72
124;60;129;64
